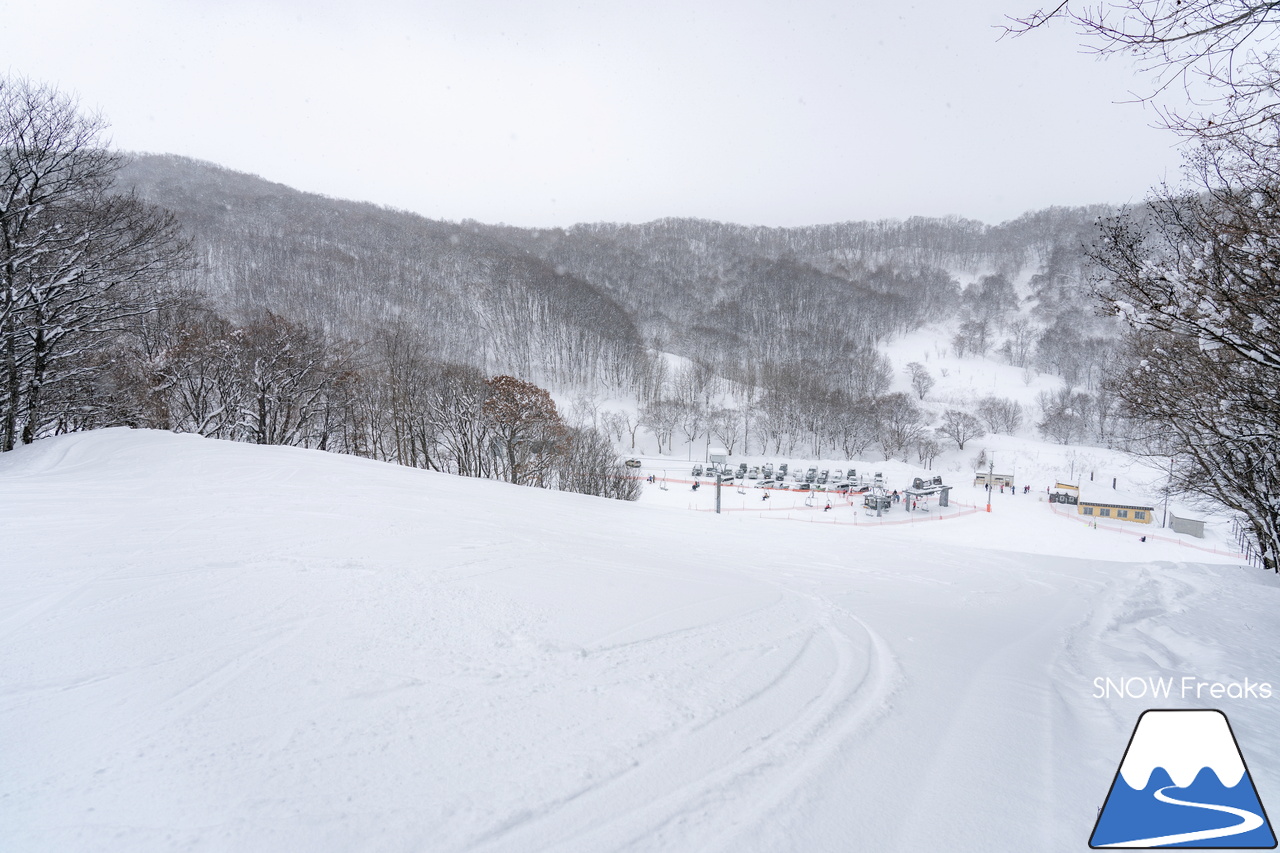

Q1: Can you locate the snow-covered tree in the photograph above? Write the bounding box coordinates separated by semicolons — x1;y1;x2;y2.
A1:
1092;141;1280;571
0;77;190;449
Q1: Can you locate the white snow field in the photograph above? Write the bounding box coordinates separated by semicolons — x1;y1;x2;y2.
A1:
4;429;1280;852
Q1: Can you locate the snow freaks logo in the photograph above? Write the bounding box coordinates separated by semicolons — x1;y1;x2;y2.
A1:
1090;710;1277;848
1093;676;1273;701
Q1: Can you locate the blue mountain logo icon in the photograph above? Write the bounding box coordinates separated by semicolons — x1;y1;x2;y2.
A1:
1091;709;1276;848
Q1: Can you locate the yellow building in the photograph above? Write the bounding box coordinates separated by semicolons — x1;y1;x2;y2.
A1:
1076;486;1155;525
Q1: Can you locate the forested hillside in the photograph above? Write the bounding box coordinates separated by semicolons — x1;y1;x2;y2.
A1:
117;154;1117;402
118;155;646;393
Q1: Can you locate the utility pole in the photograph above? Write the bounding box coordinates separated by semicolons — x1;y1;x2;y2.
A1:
986;455;994;513
715;470;722;515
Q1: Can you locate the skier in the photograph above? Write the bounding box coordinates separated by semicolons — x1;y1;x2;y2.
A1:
761;492;770;501
691;481;700;491
824;502;832;512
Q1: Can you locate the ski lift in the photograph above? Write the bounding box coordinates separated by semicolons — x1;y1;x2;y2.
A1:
863;490;892;516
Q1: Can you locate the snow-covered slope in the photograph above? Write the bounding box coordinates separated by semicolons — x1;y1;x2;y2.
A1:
3;429;1278;852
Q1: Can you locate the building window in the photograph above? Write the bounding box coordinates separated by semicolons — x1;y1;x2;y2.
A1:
1135;511;1146;520
1118;510;1129;519
1100;508;1111;517
1083;507;1094;515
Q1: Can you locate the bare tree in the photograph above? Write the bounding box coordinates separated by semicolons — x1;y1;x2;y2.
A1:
484;375;566;487
554;426;642;501
639;399;681;455
1036;386;1092;445
709;406;745;454
1008;0;1280;141
873;393;928;461
0;77;191;449
937;409;987;450
976;395;1025;434
916;436;942;469
906;361;935;400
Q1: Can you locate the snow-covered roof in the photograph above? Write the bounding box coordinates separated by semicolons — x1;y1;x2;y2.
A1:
1078;485;1156;509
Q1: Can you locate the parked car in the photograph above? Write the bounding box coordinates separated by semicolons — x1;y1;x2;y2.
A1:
817;470;829;484
625;458;642;468
806;467;818;482
795;482;813;492
762;463;774;479
748;466;760;479
777;463;789;478
833;469;844;481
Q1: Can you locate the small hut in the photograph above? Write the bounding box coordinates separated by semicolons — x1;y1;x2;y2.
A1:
1050;482;1079;505
1169;513;1206;539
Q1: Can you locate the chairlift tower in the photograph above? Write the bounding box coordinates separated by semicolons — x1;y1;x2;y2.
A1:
986;456;994;513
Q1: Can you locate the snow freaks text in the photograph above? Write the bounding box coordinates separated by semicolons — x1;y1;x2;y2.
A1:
1093;677;1273;701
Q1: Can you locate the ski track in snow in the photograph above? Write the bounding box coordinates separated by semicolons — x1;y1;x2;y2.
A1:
466;587;897;852
2;430;1278;853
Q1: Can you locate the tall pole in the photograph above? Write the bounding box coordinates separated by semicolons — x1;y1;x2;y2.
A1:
1163;455;1173;528
716;470;722;515
986;455;994;513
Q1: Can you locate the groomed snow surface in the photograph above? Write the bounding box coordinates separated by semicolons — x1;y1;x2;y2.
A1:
4;429;1280;852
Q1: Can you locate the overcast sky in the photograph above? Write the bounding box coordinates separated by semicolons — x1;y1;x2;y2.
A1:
4;0;1185;227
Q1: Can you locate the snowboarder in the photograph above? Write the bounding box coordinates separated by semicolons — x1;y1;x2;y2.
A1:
761;492;770;501
1140;535;1147;542
891;490;900;503
691;481;700;491
824;502;832;512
